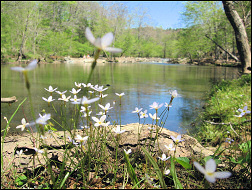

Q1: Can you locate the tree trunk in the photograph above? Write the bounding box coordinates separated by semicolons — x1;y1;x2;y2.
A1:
17;10;30;61
222;1;251;73
163;42;166;58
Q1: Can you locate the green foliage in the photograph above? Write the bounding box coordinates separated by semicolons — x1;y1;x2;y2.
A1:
229;140;251;165
175;157;191;170
15;175;27;186
141;147;167;189
123;150;140;188
178;1;245;61
3;1;246;61
170;157;183;189
194;74;251;145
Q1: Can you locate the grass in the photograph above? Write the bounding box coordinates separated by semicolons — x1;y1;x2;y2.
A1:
193;74;251;146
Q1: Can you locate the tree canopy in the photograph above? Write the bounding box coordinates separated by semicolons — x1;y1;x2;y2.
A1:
1;1;251;64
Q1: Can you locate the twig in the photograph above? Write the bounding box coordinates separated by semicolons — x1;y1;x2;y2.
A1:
229;122;242;139
204;119;251;125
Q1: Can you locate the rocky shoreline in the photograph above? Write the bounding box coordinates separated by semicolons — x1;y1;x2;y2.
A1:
2;56;239;67
2;123;215;173
57;57;241;67
62;56;170;64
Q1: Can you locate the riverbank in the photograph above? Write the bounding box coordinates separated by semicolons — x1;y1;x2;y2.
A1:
62;56;240;67
2;56;241;68
191;74;251;146
168;57;241;67
62;56;169;64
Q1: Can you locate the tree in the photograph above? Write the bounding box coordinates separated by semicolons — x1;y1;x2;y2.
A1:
222;1;251;73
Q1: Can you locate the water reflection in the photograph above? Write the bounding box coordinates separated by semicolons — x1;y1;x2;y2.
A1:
1;63;240;135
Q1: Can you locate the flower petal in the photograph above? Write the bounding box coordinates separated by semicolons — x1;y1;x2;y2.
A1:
42;97;47;101
88;97;100;104
170;135;176;142
94;38;102;49
21;118;26;125
205;159;216;173
98;104;105;110
238;108;243;112
177;135;181;140
26;59;38;70
214;171;232;179
193;161;206;175
104;47;123;53
85;27;96;44
205;175;216;183
92;117;100;123
10;67;25;72
101;32;114;48
100;115;106;122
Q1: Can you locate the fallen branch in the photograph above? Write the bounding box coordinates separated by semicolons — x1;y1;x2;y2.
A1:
204;119;251;125
205;34;239;61
229;123;241;139
1;96;18;103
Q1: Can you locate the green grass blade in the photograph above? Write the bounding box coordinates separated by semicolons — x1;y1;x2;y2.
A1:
141;147;167;189
170;157;183;189
59;172;70;189
123;151;139;188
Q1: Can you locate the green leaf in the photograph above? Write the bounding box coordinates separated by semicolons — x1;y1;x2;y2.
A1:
170;157;183;189
141;147;167;189
239;140;251;153
15;175;27;186
175;157;191;169
230;157;244;164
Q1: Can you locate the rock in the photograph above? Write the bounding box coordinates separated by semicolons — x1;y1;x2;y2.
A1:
107;123;213;158
2;123;213;172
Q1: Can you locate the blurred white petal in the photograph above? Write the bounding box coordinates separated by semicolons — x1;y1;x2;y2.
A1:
205;159;216;173
92;117;100;123
205;175;216;183
193;161;206;175
214;171;232;179
10;67;25;72
101;32;113;47
94;38;102;49
26;59;38;70
100;115;106;122
85;27;95;44
104;47;122;53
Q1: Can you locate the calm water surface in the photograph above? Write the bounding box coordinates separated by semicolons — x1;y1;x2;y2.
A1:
1;62;240;135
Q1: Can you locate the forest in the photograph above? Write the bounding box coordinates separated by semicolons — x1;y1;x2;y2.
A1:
1;1;251;69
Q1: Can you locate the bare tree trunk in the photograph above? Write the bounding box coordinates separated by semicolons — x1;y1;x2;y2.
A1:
205;34;239;61
17;11;30;61
222;1;251;73
163;42;166;58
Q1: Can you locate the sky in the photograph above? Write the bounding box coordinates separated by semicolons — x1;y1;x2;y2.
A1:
117;1;187;29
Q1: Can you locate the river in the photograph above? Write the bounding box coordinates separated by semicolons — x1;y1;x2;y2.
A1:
1;62;240;135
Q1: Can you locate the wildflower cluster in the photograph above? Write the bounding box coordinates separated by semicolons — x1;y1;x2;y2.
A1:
131;90;177;125
8;27;236;189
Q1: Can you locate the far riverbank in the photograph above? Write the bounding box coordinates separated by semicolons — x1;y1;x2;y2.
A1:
2;56;241;68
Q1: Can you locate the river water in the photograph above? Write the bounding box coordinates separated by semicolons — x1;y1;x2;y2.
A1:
1;62;240;135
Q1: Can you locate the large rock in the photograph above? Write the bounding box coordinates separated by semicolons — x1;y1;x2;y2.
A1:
2;123;213;172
